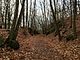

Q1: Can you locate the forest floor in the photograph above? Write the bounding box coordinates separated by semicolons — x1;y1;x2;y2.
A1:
0;29;80;60
1;15;80;60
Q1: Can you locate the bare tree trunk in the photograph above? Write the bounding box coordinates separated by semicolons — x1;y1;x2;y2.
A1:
70;0;73;28
30;0;37;35
4;0;8;29
29;0;32;28
8;0;19;40
23;2;25;27
49;0;61;40
5;0;20;50
14;0;25;39
8;0;11;29
0;0;3;28
73;0;77;38
26;0;28;27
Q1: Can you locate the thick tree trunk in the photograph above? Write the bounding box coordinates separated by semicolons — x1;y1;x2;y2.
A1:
8;0;19;41
5;0;25;50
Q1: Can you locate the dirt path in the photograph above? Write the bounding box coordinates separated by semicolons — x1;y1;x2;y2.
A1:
0;30;80;60
17;34;80;60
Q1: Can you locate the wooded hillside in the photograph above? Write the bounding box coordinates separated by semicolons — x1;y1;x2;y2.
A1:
0;0;80;60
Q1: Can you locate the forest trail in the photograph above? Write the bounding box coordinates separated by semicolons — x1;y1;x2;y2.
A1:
0;29;80;60
0;0;80;59
18;34;80;60
1;14;80;60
